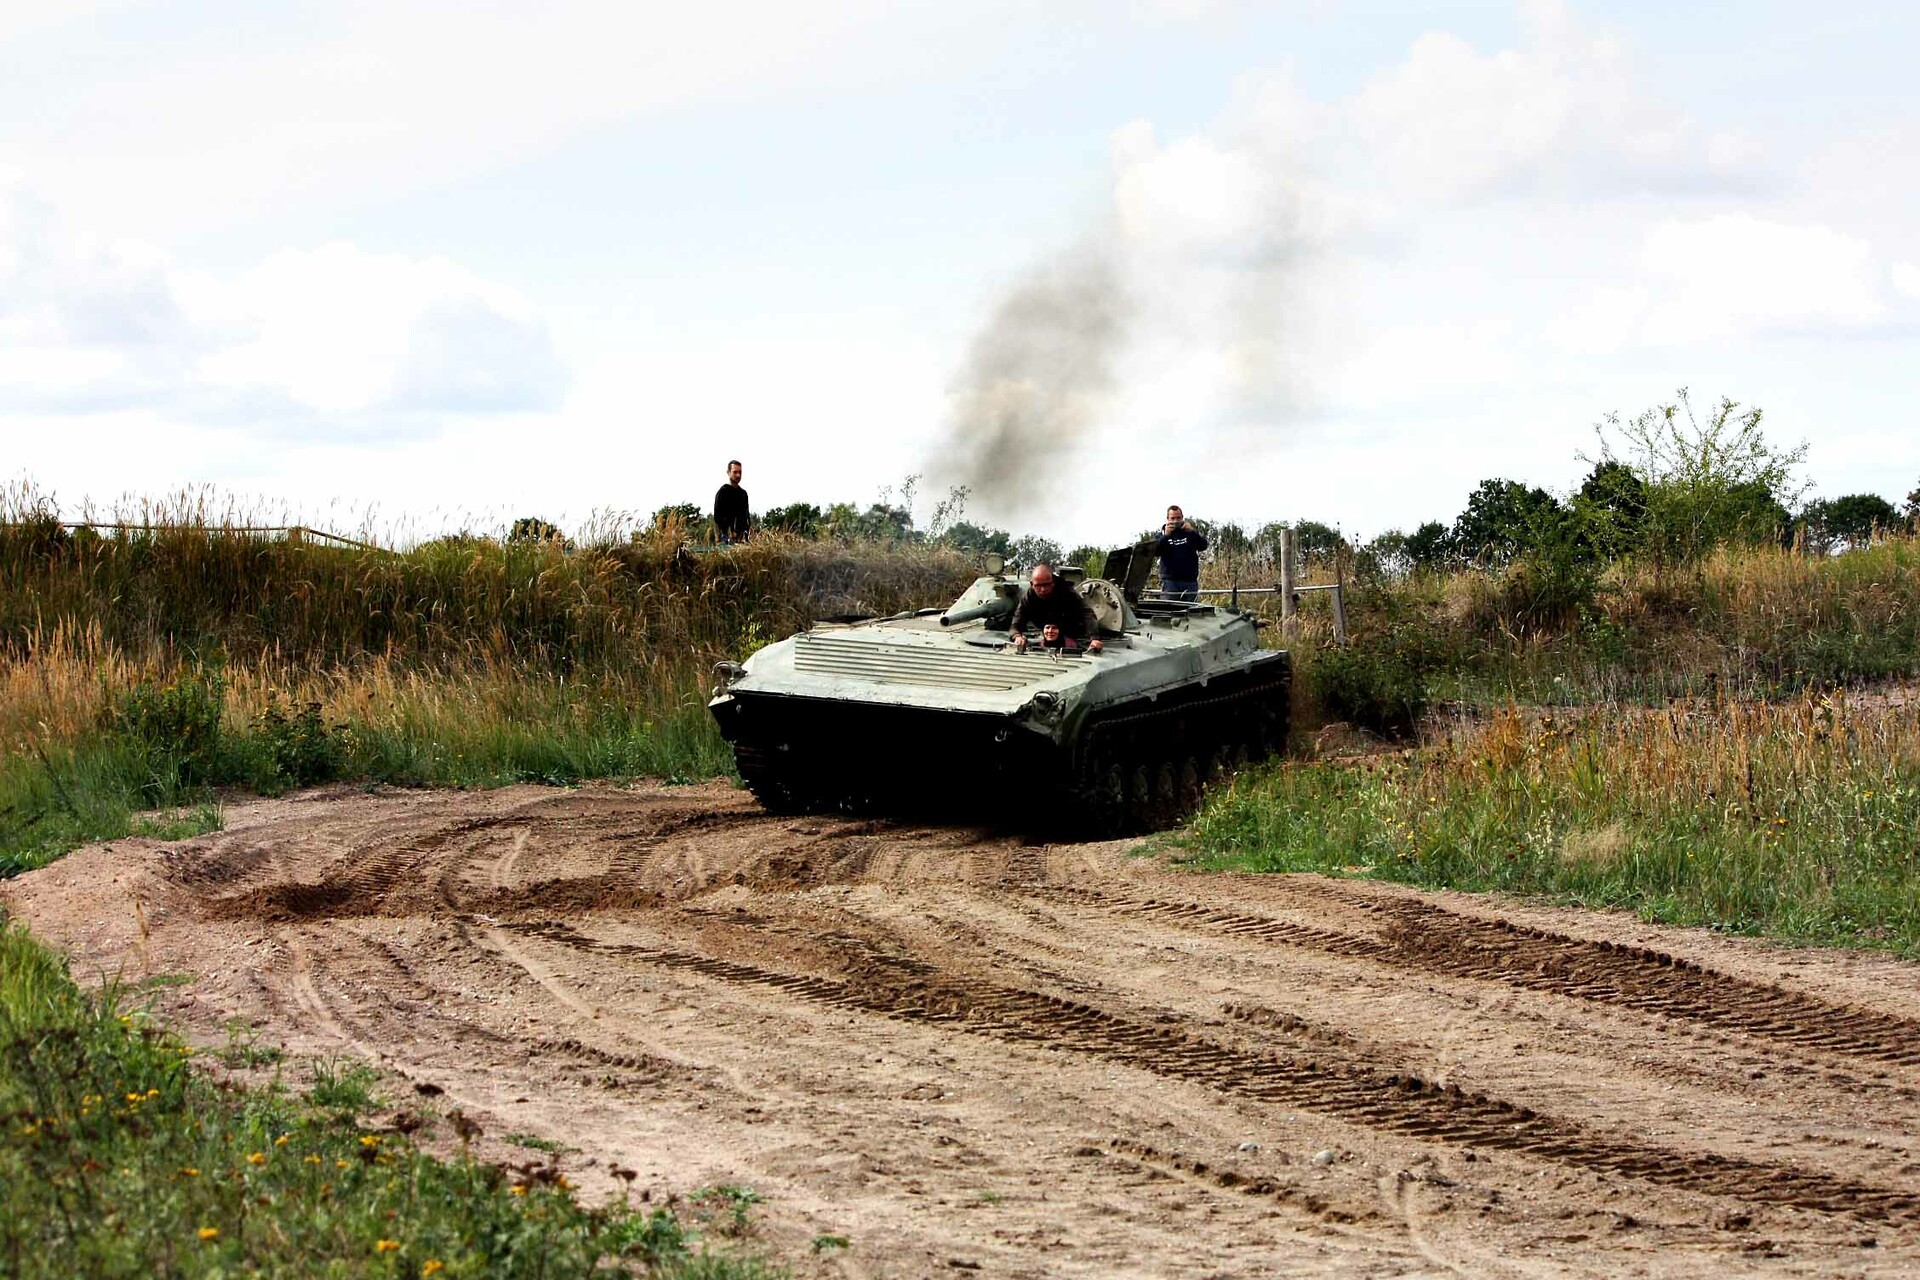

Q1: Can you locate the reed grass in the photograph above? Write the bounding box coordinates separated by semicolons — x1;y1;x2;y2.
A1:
0;486;977;874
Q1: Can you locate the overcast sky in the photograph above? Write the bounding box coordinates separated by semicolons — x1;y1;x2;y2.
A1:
4;1;1917;546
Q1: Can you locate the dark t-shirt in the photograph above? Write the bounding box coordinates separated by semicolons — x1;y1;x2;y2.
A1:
1154;527;1208;581
1010;585;1097;639
713;483;750;541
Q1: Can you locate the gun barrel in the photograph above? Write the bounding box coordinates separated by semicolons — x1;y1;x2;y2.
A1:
939;597;1014;627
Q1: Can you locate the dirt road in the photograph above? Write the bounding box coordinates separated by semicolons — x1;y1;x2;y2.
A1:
8;781;1920;1277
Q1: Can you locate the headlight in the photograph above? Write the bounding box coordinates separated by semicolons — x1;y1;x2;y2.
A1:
711;661;747;695
1028;690;1063;721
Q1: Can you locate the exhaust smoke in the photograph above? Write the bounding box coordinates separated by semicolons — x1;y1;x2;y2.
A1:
931;247;1127;524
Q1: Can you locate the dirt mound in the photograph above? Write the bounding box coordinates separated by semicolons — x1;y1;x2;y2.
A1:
9;779;1920;1277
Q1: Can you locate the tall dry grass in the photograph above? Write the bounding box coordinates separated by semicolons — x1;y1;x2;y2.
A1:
1192;689;1920;952
0;489;979;872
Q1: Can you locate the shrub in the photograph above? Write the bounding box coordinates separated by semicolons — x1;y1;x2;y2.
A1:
250;698;342;790
115;672;225;801
1307;641;1430;737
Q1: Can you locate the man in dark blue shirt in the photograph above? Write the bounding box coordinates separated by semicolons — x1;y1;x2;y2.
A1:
1153;505;1208;601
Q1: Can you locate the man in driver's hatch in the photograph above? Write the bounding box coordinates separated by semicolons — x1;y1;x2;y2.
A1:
1010;564;1103;654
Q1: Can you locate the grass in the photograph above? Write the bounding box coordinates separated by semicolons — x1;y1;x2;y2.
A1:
1187;691;1920;955
0;490;978;875
9;484;1920;962
0;912;788;1278
1241;536;1920;731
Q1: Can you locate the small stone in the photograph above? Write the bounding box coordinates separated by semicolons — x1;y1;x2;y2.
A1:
1237;1142;1260;1153
1310;1149;1337;1167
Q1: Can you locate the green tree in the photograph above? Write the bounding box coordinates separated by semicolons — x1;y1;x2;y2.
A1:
1570;459;1648;558
508;516;569;547
761;502;823;537
1798;493;1900;554
824;502;915;543
1065;545;1108;578
1008;534;1064;569
1402;521;1454;572
1356;530;1410;582
1591;389;1806;564
1291;520;1347;566
1451;480;1563;566
941;521;1012;558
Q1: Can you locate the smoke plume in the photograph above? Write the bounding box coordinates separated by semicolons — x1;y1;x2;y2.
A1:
931;247;1127;522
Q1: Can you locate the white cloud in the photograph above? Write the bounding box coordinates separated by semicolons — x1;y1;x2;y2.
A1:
1636;215;1883;343
0;2;1053;240
1892;262;1920;299
0;178;563;431
193;244;562;420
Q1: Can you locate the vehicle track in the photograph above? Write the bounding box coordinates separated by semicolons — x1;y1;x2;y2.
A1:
506;917;1920;1224
15;780;1920;1277
1046;884;1920;1069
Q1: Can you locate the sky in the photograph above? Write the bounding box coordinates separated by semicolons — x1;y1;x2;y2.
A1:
3;0;1918;547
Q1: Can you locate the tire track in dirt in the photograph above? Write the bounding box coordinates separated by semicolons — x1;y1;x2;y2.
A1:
1046;885;1920;1069
505;917;1920;1225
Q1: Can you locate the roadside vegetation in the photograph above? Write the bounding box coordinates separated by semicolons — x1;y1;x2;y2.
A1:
4;388;1919;946
1188;693;1920;955
1185;391;1920;955
0;913;785;1277
0;487;974;875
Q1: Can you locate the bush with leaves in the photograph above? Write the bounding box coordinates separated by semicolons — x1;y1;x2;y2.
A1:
115;672;226;802
1590;389;1806;564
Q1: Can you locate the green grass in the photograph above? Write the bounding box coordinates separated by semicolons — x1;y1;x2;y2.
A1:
0;671;736;879
503;1132;572;1154
0;914;787;1278
1186;698;1920;955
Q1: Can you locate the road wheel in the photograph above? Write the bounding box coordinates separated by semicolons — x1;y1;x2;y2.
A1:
1127;762;1155;831
1089;760;1129;836
1150;760;1178;829
1175;756;1204;818
741;766;814;816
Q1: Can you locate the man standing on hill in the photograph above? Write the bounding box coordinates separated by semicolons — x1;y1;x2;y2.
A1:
714;460;750;544
1154;505;1207;601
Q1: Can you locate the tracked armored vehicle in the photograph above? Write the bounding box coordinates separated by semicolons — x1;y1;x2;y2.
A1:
707;546;1290;832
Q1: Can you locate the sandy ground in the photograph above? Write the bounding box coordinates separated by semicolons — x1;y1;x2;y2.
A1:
7;779;1920;1278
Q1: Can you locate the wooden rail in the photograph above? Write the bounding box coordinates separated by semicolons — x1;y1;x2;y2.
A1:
1;522;389;554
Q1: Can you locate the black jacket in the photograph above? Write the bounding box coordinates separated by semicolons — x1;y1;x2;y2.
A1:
1010;584;1097;639
1154;527;1208;581
713;484;750;541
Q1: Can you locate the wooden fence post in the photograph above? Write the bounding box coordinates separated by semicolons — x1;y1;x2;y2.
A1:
1279;527;1298;642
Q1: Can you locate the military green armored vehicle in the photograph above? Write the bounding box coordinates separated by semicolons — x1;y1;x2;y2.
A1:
707;545;1290;833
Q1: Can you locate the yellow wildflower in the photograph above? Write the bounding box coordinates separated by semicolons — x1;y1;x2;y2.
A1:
360;1135;381;1148
305;1155;323;1166
276;1134;290;1146
145;1088;159;1098
197;1227;219;1242
247;1152;267;1166
510;1184;528;1196
125;1093;143;1104
180;1167;200;1178
336;1159;350;1169
422;1263;445;1278
375;1239;400;1253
